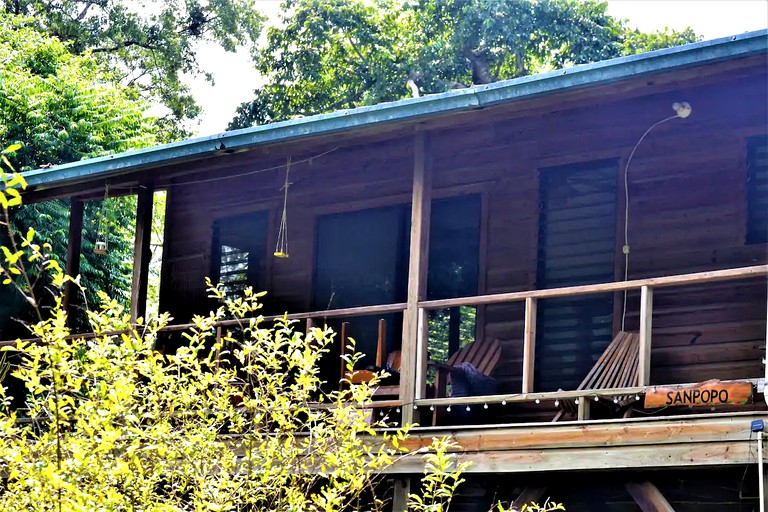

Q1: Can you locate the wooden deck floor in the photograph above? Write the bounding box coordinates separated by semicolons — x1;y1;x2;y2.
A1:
381;411;767;473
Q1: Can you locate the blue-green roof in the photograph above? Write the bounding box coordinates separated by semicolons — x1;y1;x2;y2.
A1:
21;29;768;191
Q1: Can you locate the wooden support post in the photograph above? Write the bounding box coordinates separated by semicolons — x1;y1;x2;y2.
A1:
400;130;433;425
63;198;84;321
625;481;675;512
577;397;590;421
522;297;537;394
391;477;411;512
638;285;653;386
130;184;154;321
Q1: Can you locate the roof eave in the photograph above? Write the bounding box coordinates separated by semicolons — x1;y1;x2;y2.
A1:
21;29;768;191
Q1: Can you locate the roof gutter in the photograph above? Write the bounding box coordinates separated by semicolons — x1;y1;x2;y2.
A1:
20;29;768;191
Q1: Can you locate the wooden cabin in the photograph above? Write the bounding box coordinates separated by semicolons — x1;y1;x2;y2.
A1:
16;31;768;510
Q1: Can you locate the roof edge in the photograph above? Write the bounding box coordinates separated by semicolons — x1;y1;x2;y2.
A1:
22;29;768;191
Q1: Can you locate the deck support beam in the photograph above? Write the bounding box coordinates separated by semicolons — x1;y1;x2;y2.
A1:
625;481;675;512
63;198;84;321
130;184;154;321
512;487;547;510
400;130;432;425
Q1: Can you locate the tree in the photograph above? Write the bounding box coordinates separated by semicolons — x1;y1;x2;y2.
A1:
4;0;266;133
0;12;157;335
230;0;700;129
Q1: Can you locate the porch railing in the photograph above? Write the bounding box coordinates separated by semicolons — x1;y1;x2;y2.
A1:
1;265;766;417
412;264;768;412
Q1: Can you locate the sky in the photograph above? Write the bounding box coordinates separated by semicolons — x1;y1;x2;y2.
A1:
185;0;768;136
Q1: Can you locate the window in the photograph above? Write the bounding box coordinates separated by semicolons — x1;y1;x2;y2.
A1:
211;211;269;299
426;195;482;370
312;195;482;377
747;135;768;244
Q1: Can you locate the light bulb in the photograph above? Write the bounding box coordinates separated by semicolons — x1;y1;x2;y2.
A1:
466;405;471;412
483;403;488;409
502;400;507;406
672;101;692;118
446;406;451;412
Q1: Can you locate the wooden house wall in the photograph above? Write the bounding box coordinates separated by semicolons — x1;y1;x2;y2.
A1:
160;63;767;391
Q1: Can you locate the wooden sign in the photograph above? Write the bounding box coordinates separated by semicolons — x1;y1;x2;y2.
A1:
644;380;753;408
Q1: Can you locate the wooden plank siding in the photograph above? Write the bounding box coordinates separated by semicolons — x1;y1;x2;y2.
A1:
159;61;768;394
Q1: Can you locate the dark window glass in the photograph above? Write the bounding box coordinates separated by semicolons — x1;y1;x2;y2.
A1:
536;159;617;392
747;135;768;244
212;211;269;299
426;195;482;374
312;195;482;377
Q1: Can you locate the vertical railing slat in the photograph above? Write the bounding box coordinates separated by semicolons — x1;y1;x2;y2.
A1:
522;297;537;394
638;285;653;386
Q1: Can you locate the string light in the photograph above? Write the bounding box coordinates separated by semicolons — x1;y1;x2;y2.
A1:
575;398;580;405
429;405;434;411
501;400;507;406
483;403;488;410
413;404;418;410
446;405;451;412
465;405;471;412
395;407;400;413
594;396;599;402
635;395;641;401
613;397;619;404
554;400;560;407
535;399;540;404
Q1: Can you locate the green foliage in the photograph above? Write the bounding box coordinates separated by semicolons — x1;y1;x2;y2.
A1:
0;13;154;334
230;0;699;128
0;13;157;168
0;150;565;511
4;0;266;129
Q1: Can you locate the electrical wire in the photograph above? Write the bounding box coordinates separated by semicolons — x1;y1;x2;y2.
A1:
621;114;681;331
167;146;339;189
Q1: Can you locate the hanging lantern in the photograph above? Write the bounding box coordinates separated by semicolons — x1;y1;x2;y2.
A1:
94;185;110;255
274;156;291;259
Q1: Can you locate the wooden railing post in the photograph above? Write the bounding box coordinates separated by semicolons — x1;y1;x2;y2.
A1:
638;285;653;386
400;130;433;424
522;297;537;394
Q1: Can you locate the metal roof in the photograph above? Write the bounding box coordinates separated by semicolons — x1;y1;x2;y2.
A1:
20;29;768;191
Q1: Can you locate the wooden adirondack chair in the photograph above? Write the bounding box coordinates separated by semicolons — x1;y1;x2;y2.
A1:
557;330;640;420
429;337;502;424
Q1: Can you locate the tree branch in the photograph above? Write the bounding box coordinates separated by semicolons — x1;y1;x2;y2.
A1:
91;40;159;53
